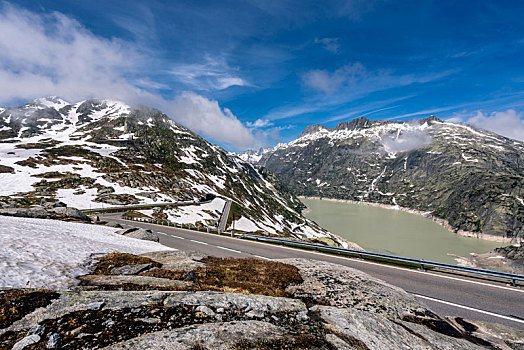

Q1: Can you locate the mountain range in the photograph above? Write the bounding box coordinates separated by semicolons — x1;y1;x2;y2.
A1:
0;97;346;246
239;116;524;242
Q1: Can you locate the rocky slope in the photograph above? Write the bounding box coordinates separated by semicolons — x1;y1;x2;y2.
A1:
456;244;524;274
0;97;341;244
242;116;524;242
1;250;521;349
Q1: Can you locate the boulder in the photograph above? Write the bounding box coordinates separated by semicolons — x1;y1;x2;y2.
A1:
104;221;123;228
48;207;90;222
122;228;159;242
0;207;49;219
97;186;115;195
116;227;138;235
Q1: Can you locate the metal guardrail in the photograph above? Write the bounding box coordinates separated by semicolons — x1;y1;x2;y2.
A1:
238;234;524;287
122;214;217;233
81;200;208;213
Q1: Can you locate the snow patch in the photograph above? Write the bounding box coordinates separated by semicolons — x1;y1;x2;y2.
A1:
0;216;171;290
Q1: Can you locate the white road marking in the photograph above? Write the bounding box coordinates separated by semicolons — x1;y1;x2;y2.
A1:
190;239;208;245
215;246;242;254
169;235;185;240
253;255;271;260
414;294;524;325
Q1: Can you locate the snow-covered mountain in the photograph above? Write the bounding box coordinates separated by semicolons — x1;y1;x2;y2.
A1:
246;116;524;241
0;97;346;245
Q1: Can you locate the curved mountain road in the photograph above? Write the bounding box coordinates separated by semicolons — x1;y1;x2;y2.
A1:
102;213;524;330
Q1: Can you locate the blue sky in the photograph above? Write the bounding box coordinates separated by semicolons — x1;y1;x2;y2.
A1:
1;0;523;149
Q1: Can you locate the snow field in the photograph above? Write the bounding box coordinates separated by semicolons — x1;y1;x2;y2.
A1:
0;216;172;290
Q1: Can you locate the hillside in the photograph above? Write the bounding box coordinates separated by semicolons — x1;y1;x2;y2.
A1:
0;97;344;245
242;116;524;242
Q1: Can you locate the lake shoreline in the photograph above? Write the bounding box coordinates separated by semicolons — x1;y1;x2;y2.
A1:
298;196;512;244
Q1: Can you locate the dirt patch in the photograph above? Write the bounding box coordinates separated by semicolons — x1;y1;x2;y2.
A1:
0;289;60;329
92;253;161;275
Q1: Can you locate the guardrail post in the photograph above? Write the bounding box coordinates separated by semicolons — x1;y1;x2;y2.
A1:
207;227;210;233
512;278;516;287
419;264;425;271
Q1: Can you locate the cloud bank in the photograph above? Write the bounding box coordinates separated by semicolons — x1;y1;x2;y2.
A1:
0;3;255;150
381;130;432;153
168;92;255;148
465;109;524;142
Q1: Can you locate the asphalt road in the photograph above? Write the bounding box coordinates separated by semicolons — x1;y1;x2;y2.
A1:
103;214;524;330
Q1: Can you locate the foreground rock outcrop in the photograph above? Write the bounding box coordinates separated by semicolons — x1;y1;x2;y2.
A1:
1;251;522;349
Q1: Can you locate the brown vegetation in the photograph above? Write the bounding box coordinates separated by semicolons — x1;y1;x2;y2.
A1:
0;289;59;329
194;257;303;297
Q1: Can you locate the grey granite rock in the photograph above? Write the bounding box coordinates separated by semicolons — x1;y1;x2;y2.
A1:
77;274;190;288
48;207;90;221
12;334;40;350
316;305;480;350
140;250;206;271
111;263;153;275
46;333;61;348
122;228;159;242
102;321;289;350
281;258;423;319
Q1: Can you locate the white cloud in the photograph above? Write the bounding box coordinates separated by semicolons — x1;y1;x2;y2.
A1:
0;3;255;149
302;62;453;95
380;130;432;153
168;92;255;149
0;3;146;103
314;37;340;53
169;56;248;91
302;63;366;94
464;109;524;142
246;119;273;128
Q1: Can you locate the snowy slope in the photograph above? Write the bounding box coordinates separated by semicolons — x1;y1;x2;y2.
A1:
0;97;339;244
0;215;172;290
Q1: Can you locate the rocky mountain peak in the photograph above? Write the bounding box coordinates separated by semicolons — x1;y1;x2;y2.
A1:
419;115;442;125
28;96;70;109
335;117;373;131
297;123;328;138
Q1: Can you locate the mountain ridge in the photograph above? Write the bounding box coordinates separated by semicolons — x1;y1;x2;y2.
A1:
240;116;524;242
